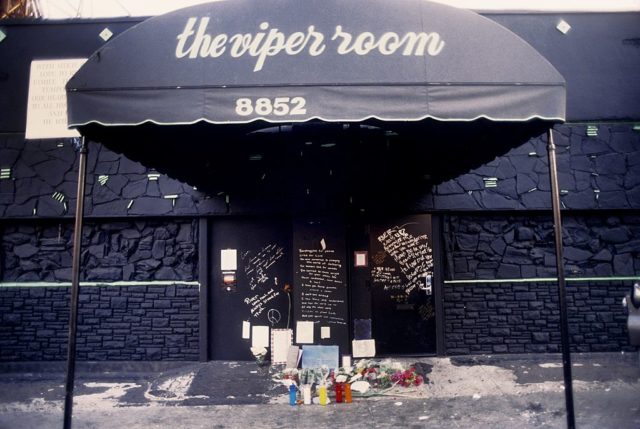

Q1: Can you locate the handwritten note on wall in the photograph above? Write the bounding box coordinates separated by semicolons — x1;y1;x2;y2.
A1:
243;243;284;290
298;248;347;325
376;225;433;295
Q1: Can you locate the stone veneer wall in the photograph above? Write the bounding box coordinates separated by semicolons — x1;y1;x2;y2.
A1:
0;219;199;361
444;281;634;355
1;124;639;217
444;213;640;280
0;285;199;361
442;213;639;354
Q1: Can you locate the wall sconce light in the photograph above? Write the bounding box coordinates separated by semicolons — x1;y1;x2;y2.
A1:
556;20;571;34
483;177;498;188
99;28;113;42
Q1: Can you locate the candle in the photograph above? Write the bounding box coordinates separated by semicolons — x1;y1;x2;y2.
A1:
289;384;297;406
344;383;352;403
319;384;328;406
335;383;343;403
302;385;311;405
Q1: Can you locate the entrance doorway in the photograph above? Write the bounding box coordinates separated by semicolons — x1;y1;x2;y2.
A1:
350;215;437;355
208;218;293;360
207;214;437;360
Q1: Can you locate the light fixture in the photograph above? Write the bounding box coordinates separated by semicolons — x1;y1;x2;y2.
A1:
52;192;65;203
163;194;179;207
556;20;571;34
483;177;498;188
99;28;113;42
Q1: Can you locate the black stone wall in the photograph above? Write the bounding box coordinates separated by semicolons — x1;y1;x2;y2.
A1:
1;219;198;282
0;285;199;361
1;124;639;218
0;135;225;218
444;214;640;280
442;212;639;354
0;219;200;361
424;124;640;211
444;281;634;355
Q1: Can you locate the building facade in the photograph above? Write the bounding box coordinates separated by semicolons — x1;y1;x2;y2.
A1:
0;7;639;361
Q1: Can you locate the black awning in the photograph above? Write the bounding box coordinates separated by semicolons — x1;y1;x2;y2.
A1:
66;0;565;129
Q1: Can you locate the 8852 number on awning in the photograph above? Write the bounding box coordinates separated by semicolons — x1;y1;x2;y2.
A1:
235;97;307;117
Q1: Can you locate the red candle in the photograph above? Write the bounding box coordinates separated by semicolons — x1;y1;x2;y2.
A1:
335;383;343;403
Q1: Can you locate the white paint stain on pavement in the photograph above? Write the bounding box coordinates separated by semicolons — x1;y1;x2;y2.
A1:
538;363;563;368
75;382;141;410
144;371;209;402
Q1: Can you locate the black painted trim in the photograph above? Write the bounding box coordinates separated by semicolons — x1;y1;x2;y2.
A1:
198;217;209;362
432;214;446;356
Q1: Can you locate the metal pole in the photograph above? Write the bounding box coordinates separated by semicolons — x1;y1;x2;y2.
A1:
547;128;576;429
63;137;88;429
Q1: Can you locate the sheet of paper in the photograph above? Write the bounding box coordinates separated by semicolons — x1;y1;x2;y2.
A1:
301;345;339;369
251;325;270;348
286;345;300;369
352;339;376;358
271;329;293;365
221;249;237;271
355;252;367;267
242;321;251;339
320;326;331;339
342;355;352;368
296;321;314;344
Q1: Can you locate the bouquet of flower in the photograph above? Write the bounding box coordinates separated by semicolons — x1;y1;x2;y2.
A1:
251;347;268;367
390;367;424;387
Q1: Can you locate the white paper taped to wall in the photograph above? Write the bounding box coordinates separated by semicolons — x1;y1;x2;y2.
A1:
296;321;314;344
271;329;293;364
242;321;251;339
352;339;376;358
252;325;270;348
321;326;331;339
221;249;237;271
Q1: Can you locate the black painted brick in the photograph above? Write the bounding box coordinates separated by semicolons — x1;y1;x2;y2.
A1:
0;285;199;361
444;281;635;355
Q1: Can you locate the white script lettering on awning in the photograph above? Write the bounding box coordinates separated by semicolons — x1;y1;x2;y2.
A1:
175;18;445;72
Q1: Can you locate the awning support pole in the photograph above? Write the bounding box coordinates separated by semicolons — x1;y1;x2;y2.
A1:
63;137;88;429
546;128;575;429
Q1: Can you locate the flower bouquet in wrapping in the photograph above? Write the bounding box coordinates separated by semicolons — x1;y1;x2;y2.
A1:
251;347;268;367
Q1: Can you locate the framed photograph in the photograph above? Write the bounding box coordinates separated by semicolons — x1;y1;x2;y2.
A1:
354;251;368;267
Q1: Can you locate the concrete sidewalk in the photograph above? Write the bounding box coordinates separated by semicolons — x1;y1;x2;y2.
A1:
0;352;638;428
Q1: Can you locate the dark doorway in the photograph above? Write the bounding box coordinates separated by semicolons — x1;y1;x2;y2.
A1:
209;218;293;360
351;215;437;355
